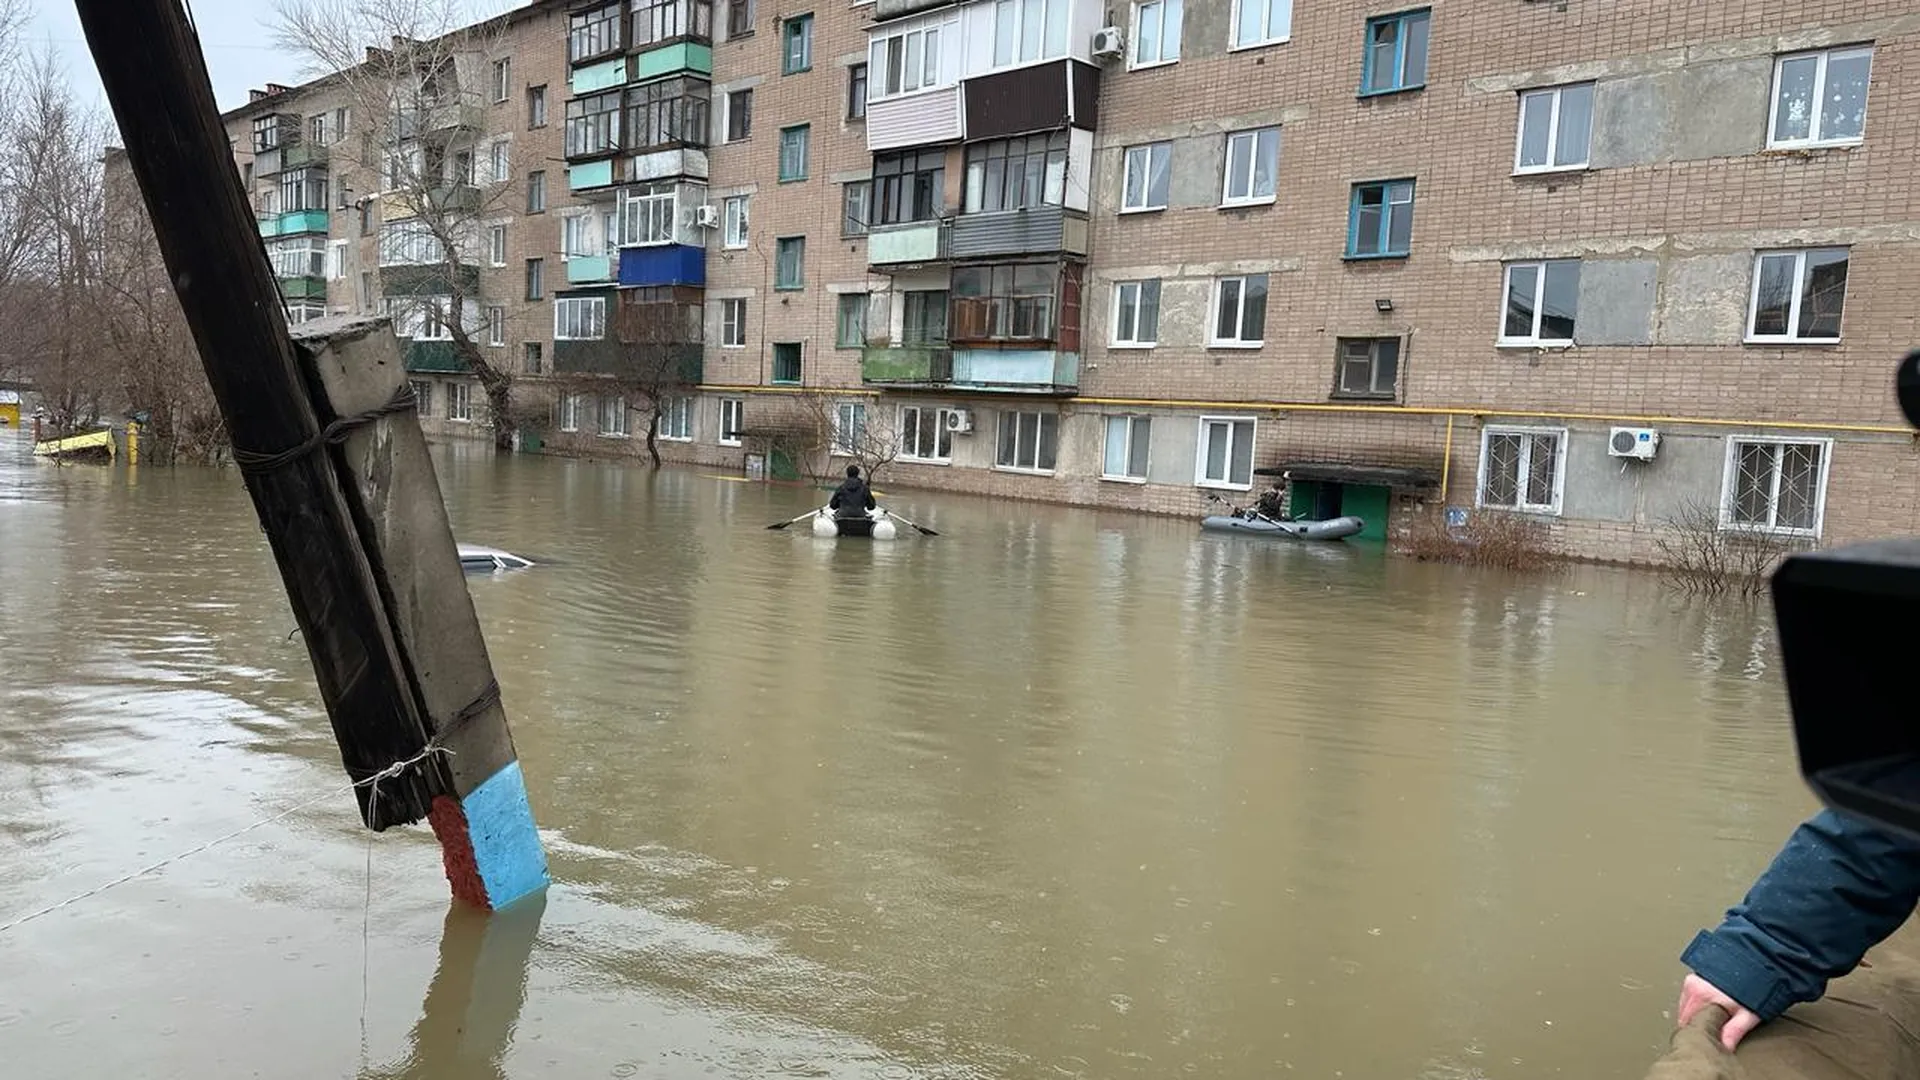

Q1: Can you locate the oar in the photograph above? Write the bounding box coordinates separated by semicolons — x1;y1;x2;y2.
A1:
882;509;940;537
766;508;823;530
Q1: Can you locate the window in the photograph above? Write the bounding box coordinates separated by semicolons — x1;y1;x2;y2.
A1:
446;381;473;423
566;90;622;157
1361;9;1429;94
836;293;867;347
842;181;871;236
285;300;326;325
559;392;580;432
952;264;1056;341
555;296;607;340
996;410;1058;472
726;89;752;141
625;77;711;150
1132;0;1182;66
377;221;443;267
569;4;622;62
848;63;868;118
410;380;432;414
1111;280;1160;347
772;342;803;384
1478;427;1564;514
963;134;1065;214
783;14;813;74
989;0;1070;68
1748;248;1848;343
900;405;953;462
726;0;752;38
269;236;327;279
1723;437;1828;536
599;395;630;437
616;183;676;246
524;342;543;373
527;85;548;128
832;402;866;455
870;24;941;98
1347;179;1414;258
778;125;810;181
723;195;749;248
359;202;374;236
1210;274;1267;346
492;58;512;103
660;396;693;441
1196;417;1255;489
775;237;805;289
1333;337;1399;399
721;298;747;346
633;0;714;46
325;239;348;281
488;224;507;266
1500;260;1580;345
719;398;744;445
1769;46;1872;149
1102;415;1151;481
278;167;329;212
252;114;284;153
358;271;374;311
527;170;547;212
1221;127;1279;205
526;258;545;300
487;305;506;346
875;149;945;223
1514;83;1594;173
1121;142;1171;212
1231;0;1292;48
489;141;511;184
903;290;949;344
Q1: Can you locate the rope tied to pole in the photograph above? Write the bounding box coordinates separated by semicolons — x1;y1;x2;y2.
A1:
232;384;418;476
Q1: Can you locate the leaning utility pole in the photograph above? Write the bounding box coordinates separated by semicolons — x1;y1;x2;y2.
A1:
73;0;547;910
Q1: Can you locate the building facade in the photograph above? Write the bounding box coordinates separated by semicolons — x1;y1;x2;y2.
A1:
192;1;1920;561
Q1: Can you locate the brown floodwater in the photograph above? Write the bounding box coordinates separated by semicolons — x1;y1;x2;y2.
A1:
0;430;1817;1079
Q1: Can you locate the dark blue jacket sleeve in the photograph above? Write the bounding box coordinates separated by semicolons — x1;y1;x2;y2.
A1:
1681;808;1920;1021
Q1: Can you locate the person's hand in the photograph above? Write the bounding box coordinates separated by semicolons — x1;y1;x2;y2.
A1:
1677;973;1763;1052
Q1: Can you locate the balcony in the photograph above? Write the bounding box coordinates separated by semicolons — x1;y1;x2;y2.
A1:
569;159;617;193
572;56;628;94
949;206;1088;261
382;264;481;298
259;209;329;238
618;244;704;288
874;0;958;19
395;101;485;141
950;347;1078;394
962;60;1100;140
425;183;483;213
868;221;949;268
860;345;952;386
278;275;328;300
282;141;329;170
567;255;616;284
635;42;712;80
405;340;467;374
554;340;703;382
867;85;962;152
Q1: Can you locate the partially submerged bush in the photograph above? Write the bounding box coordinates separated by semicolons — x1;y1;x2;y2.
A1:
1401;511;1555;571
1654;500;1807;600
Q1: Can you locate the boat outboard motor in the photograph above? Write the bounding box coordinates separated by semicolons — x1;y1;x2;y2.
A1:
1775;349;1920;840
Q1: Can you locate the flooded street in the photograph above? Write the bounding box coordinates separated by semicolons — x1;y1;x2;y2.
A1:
0;429;1816;1079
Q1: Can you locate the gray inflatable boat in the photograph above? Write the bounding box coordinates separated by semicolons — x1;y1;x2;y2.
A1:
1200;512;1365;541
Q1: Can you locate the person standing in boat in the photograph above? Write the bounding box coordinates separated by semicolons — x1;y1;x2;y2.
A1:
829;464;876;519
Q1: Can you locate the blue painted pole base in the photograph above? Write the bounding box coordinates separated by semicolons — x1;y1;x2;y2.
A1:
427;760;549;910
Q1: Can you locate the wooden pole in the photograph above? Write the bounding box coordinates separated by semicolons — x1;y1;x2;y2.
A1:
72;1;439;828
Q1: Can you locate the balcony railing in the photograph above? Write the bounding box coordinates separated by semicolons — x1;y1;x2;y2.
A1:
867;220;949;267
860;344;953;385
395;101;484;141
948;206;1087;260
950;347;1079;393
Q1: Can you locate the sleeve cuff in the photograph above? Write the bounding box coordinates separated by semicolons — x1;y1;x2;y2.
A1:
1681;930;1801;1021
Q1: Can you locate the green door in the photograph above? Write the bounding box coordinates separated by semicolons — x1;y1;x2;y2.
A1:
1289;481;1391;542
770;447;800;481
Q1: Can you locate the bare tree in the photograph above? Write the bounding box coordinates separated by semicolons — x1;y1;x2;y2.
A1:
612;289;702;467
1653;498;1806;599
272;0;522;449
789;392;900;485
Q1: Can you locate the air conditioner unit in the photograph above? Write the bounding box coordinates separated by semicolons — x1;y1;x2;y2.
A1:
1090;26;1125;61
945;408;974;434
693;204;720;229
1608;426;1660;461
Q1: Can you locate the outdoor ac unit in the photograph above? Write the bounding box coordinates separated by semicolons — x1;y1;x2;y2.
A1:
693;204;720;228
1608;426;1660;460
1090;27;1125;61
945;409;974;434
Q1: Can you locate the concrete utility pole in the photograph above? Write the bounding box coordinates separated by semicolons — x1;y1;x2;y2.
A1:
73;0;547;910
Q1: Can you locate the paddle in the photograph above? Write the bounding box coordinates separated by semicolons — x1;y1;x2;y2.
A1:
881;510;940;537
765;508;824;530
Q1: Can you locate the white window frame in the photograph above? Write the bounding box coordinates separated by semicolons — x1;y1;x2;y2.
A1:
720;297;747;347
993;409;1059;474
988;0;1071;71
1110;279;1160;348
486;305;506;346
599;395;630;438
1120;142;1171;213
446;380;473;423
1766;46;1873;150
723;195;749;249
559;393;580;432
1194;416;1256;491
1745;248;1849;344
616;183;677;248
1209;274;1266;348
554;296;607;340
491;57;512;103
1513;82;1594;175
1130;0;1182;69
1719;435;1832;538
898;404;954;464
1475;425;1567;515
868;23;945;101
1498;260;1579;347
831;401;867;457
1220;127;1279;207
660;396;693;441
489;141;511;185
1229;0;1292;50
719;397;744;446
1102;414;1151;483
325;239;349;280
487;224;507;267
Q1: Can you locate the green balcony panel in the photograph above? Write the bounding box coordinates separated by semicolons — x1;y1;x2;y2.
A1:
634;43;712;80
258;216;282;239
572;57;628;94
277;209;330;235
566;255;614;284
867;222;947;266
950;348;1078;393
568;160;615;192
860;345;952;384
405;340;468;374
278;275;328;300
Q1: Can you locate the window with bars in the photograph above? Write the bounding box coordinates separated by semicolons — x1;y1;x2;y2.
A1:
565;90;622;157
625;78;710;151
569;4;623;62
1723;438;1827;535
952;264;1056;342
963;133;1066;214
873;149;944;225
1478;427;1564;513
632;0;714;46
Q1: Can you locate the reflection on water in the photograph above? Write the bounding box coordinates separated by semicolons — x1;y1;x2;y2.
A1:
0;432;1815;1079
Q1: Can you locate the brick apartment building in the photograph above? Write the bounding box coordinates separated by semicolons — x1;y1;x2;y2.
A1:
178;1;1920;561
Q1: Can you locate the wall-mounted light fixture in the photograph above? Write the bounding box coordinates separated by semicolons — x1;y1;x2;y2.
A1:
1374;298;1394;312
